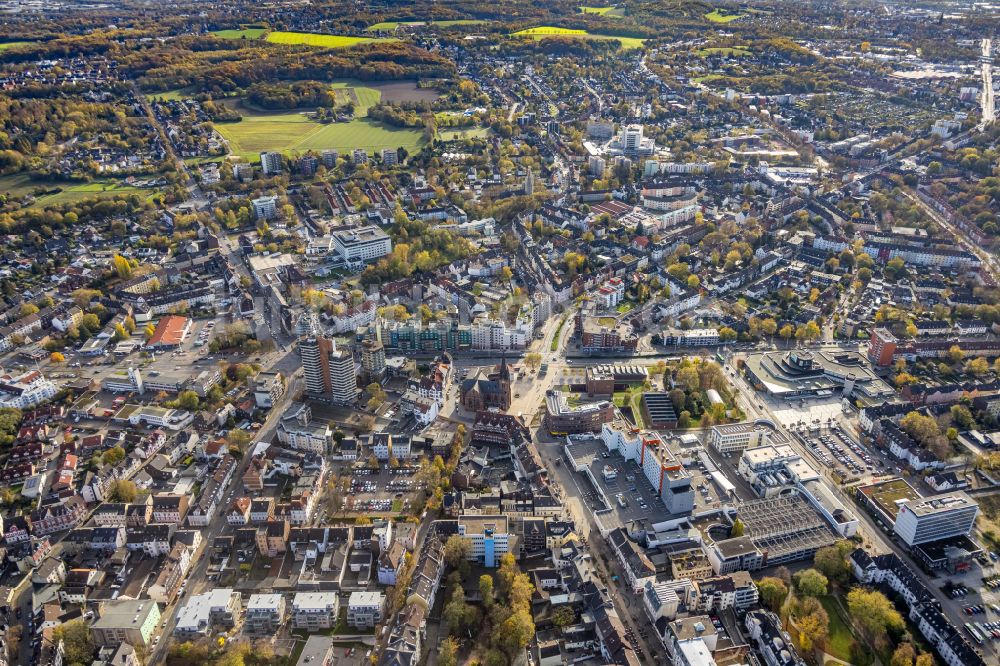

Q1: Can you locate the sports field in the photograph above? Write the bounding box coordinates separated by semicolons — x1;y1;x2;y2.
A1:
264;31;390;48
367;19;487;31
579;6;624;17
212;28;267;39
213;81;423;159
512;26;644;50
705;9;743;23
0;41;33;51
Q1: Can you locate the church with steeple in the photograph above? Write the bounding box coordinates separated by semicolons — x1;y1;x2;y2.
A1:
459;356;513;412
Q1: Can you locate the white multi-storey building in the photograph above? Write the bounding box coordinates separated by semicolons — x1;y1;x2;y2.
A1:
0;370;57;409
892;492;979;547
332;226;392;264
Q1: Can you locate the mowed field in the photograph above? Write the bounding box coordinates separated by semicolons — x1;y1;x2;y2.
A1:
704;9;743;23
579;6;624;17
0;41;34;51
212;28;267;39
367;19;487;31
213;81;424;159
512;26;644;50
0;174;161;208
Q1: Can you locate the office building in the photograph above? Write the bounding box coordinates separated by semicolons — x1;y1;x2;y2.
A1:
457;515;510;567
332;226;392;264
893;492;979;547
709;422;772;454
299;336;357;405
543;390;614;435
260;151;283;175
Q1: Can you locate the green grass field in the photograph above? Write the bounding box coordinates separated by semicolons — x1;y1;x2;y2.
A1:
145;88;195;101
264;31;390;48
819;595;855;662
212;28;267;39
579;6;624;17
0;41;33;51
692;74;725;84
705;9;743;23
214;81;423;159
696;46;751;57
367;19;487;31
512;26;644;50
0;174;161;208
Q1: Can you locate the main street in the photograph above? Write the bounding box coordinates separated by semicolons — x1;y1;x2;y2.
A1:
146;370;302;665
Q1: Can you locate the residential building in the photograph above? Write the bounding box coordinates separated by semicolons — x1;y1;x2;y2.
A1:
245;594;286;634
174;589;242;638
292;592;340;631
300;336;357;405
347;591;385;629
260;151;283;175
91;600;161;648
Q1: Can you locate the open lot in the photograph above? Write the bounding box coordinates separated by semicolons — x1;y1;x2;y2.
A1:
0;174;162;209
511;26;645;50
704;9;743;23
366;20;488;31
579;6;625;17
212;28;267;39
264;31;392;49
767;394;843;428
214;81;426;159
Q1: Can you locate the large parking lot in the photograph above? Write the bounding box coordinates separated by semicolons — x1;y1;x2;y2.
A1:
564;437;679;530
939;564;1000;659
342;465;419;515
793;423;881;481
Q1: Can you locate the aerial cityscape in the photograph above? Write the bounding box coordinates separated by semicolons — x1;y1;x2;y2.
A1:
0;1;998;666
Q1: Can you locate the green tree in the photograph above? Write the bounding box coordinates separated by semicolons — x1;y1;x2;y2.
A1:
813;541;852;585
108;479;138;502
890;643;916;666
757;577;788;612
439;637;459;666
552;605;577;627
102;446;126;466
480;574;495;608
444;534;473;570
53;620;95;665
847;588;904;647
173;390;200;411
794;568;828;597
730;518;744;537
